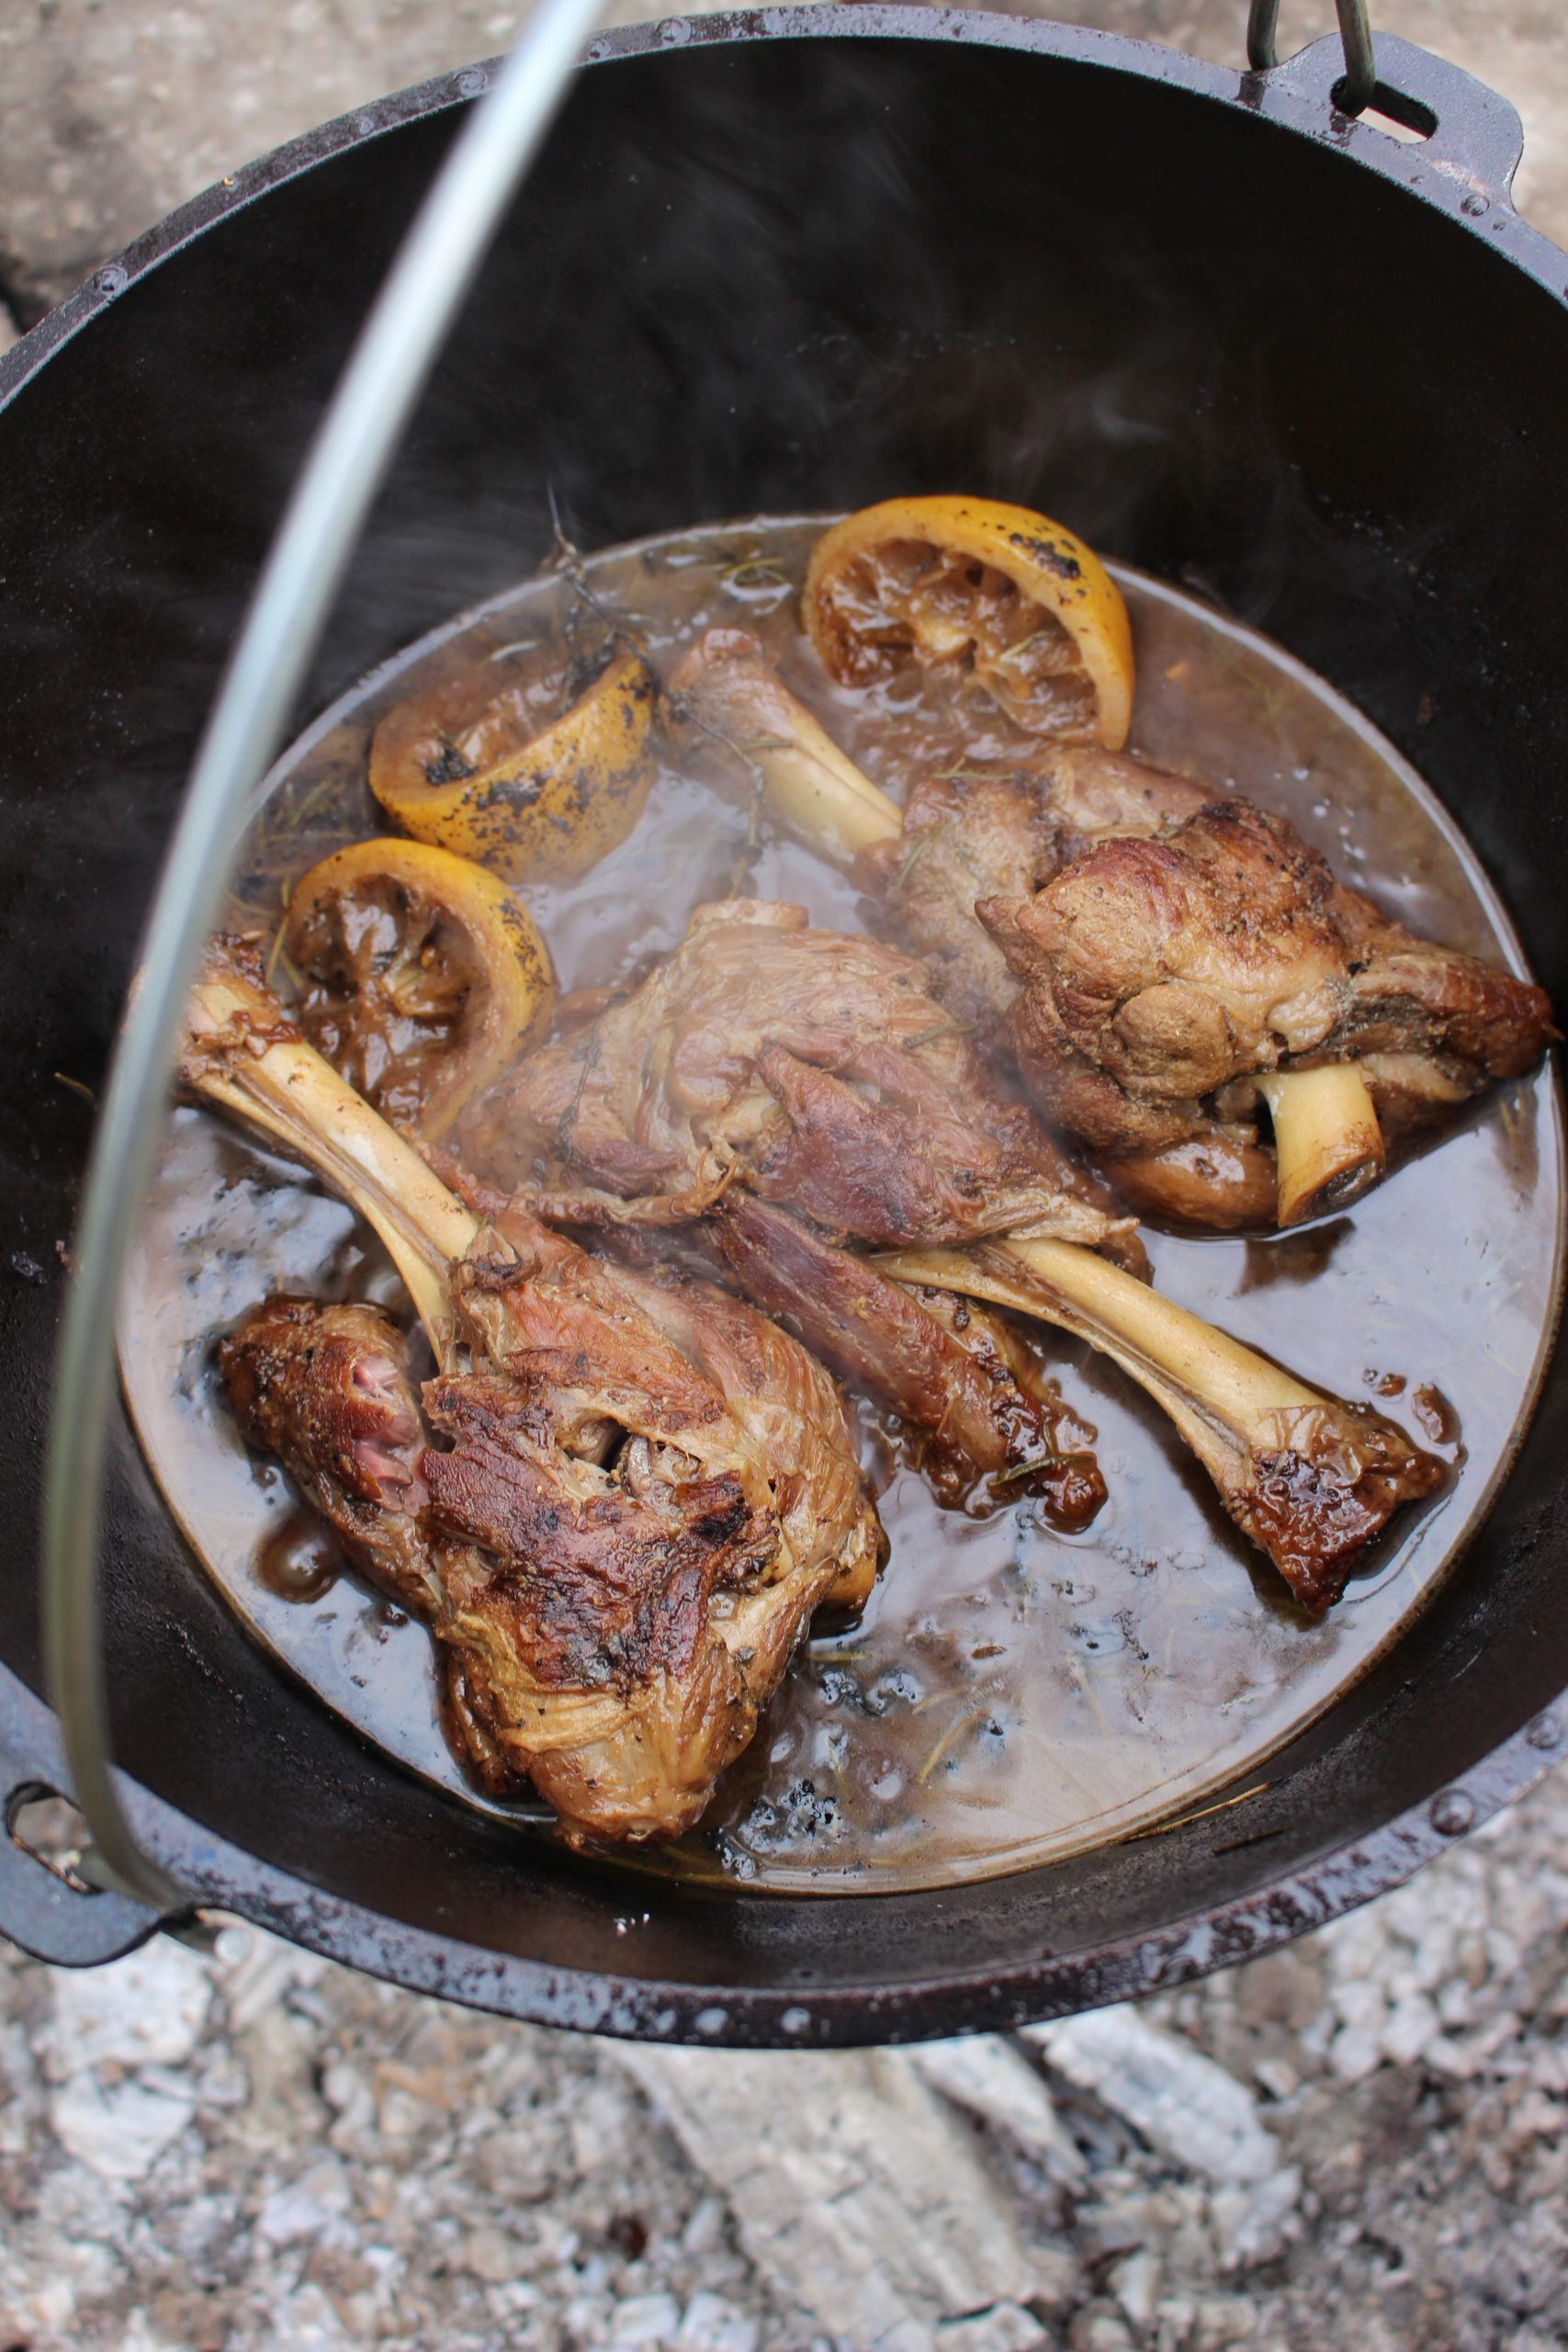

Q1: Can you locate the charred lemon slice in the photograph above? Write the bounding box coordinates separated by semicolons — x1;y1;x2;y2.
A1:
369;650;658;883
804;496;1134;748
282;838;555;1139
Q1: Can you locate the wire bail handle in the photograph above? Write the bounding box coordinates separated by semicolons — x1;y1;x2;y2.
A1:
40;0;1395;1932
1247;0;1377;118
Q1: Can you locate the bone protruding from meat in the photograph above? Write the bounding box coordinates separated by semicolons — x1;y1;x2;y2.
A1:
874;1237;1443;1611
670;625;902;858
1258;1064;1386;1228
179;935;476;1347
980;796;1555;1231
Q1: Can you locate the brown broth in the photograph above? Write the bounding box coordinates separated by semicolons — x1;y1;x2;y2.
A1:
119;516;1564;1893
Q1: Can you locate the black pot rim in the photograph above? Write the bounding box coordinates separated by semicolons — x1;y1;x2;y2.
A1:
4;1663;1562;2041
5;7;1566;2040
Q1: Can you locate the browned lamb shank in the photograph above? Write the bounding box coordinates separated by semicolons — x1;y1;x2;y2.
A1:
469;899;1441;1611
976;791;1557;1227
470;896;1138;1260
466;896;1134;1519
186;938;883;1846
864;745;1553;1229
673;625;1554;1231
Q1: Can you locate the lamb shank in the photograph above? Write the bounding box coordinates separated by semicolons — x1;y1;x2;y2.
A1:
468;894;1130;1520
975;787;1555;1229
471;895;1138;1261
673;624;1555;1231
185;937;884;1846
476;897;1441;1611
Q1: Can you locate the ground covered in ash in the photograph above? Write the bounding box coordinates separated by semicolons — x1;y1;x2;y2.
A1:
2;1771;1565;2352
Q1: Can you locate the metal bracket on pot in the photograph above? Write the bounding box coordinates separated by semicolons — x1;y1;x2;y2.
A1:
0;1754;164;1968
1248;3;1524;214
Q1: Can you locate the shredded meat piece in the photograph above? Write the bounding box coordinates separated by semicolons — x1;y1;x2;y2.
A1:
699;1196;1105;1523
219;1213;883;1847
908;1277;1104;1527
978;797;1556;1214
468;898;1139;1262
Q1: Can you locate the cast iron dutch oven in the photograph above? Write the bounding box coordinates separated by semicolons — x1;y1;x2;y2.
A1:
2;6;1566;2043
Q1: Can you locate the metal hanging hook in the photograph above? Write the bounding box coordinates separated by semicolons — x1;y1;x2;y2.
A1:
39;0;603;1918
1247;0;1378;118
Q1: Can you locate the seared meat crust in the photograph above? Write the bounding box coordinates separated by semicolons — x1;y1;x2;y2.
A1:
423;1374;773;1696
219;1211;883;1847
861;747;1206;1029
980;797;1555;1191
